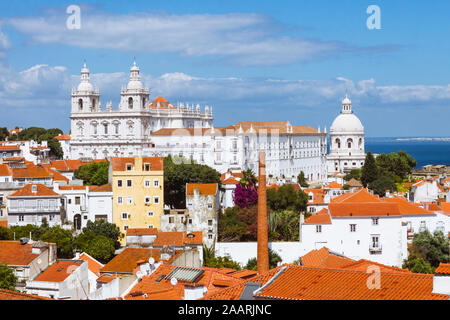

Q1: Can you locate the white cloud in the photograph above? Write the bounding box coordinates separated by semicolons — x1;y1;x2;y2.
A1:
0;27;11;59
4;10;389;66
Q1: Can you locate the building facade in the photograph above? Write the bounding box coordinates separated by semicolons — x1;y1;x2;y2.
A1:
327;96;366;174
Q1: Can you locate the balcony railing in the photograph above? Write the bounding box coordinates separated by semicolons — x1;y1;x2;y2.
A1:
8;207;60;213
369;244;382;252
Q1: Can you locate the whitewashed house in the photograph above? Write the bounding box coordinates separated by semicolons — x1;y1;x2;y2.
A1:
409;179;440;203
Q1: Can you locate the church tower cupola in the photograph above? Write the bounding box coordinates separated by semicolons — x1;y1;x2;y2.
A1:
341;94;352;114
119;61;150;111
71;62;100;113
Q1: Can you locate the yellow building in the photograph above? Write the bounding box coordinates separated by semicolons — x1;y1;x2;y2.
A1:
110;157;164;242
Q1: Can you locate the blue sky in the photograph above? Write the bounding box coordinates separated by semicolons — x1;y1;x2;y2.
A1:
0;0;449;137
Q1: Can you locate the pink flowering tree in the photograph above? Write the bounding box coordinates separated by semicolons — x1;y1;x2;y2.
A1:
233;182;258;209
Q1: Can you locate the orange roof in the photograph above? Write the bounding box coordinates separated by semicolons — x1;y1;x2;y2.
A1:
49;159;107;172
0;221;7;228
328;202;401;217
110;157;163;171
100;248;162;274
0;289;52;300
222;177;240;185
441;202;450;213
300;247;354;269
152;231;203;247
0;145;20;151
304;208;332;224
11;164;51;179
126;228;158;236
340;259;411;274
55;134;71;141
227;269;258;279
9;184;60;197
325;181;343;189
0;241;39;266
58;186;88;191
331;188;381;203
346;178;363;187
0;164;12;176
149;96;178;110
186;183;218;196
90;183;112;193
268;184;301;192
435;263;450;275
251;265;449;300
78;253;104;275
97;274;118;284
419;202;441;211
34;260;84;282
384;197;434;216
46;168;69;183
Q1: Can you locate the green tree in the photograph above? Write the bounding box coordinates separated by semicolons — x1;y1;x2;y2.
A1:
268;210;300;241
297;171;309;187
0;128;9;141
402;257;434;274
408;230;449;268
40;226;74;259
82;220;123;250
74;232;115;264
344;169;361;182
368;175;397;197
74;161;109;186
0;227;13;240
361;152;378;187
0;264;17;291
245;249;282;271
203;245;241;271
240;169;257;186
163;155;221;208
218;207;249;242
267;185;308;212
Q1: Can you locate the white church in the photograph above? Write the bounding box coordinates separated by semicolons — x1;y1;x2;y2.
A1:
68;62;364;182
326;95;366;174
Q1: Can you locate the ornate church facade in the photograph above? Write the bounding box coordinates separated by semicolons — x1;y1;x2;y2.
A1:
327;96;366;174
69;62;213;159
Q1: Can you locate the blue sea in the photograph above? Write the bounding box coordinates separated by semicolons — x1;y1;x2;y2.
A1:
365;137;450;169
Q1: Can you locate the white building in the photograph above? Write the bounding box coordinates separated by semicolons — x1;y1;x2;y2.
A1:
408;179;440;203
25;259;89;300
327;96;366;174
73;252;104;294
69;62;213;159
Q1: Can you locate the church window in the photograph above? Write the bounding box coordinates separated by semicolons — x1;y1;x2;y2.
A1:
128;97;133;109
103;123;108;134
336;138;341;148
78;99;83;111
347;138;353;149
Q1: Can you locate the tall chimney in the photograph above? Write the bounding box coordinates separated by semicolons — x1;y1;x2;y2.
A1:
257;151;269;274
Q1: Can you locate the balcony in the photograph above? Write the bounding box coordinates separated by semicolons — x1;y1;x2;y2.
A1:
8;207;60;213
369;244;382;253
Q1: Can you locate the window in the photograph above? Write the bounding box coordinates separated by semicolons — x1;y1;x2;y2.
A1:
32;185;37;193
419;221;426;232
126;164;133;171
144;163;150;171
208;234;213;240
145;180;150;187
154;179;159;187
122;213;129;220
148;225;154;229
0;209;3;217
371;235;380;248
75;197;81;205
208;219;213;226
127;180;132;187
350;224;356;232
128;97;133;109
188;218;192;224
145;197;151;205
169;217;174;224
127;197;133;205
123;226;129;231
117;197;123;205
148;212;154;217
19;215;25;222
436;221;445;232
208;203;213;209
316;225;322;233
117;180;123;188
372;218;379;225
154;196;159;204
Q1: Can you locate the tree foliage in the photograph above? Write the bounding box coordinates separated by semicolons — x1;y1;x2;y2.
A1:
0;128;9;141
402;257;434;274
40;226;74;259
344;169;362;182
268;210;300;241
164;155;221;209
233;183;258;209
203;245;241;271
245;249;282;271
297;171;309;187
361;152;378;187
74;161;109;186
0;264;17;291
267;185;307;212
74;232;115;264
218;207;249;242
14;127;64;158
368;175;397;197
82;220;123;250
407;230;449;268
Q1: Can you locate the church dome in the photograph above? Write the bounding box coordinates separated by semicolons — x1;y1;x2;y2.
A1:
330;96;364;133
127;61;143;90
77;81;94;92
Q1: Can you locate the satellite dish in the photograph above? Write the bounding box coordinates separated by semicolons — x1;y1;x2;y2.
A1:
149;257;155;265
170;278;178;286
136;271;143;279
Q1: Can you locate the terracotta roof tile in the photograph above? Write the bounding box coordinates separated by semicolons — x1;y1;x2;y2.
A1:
186;183;218;196
331;188;381;203
126;228;158;236
0;145;20;151
300;247;354;269
435;263;450;275
328;202;401;217
33;260;84;283
90;183;112;193
346;178;363;187
9;184;60;197
0;289;52;300
252;265;449;300
152;231;203;247
0;164;12;176
11;164;51;179
0;241;39;266
55;134;71;141
325;181;343;189
77;253;104;275
100;248;162;274
304;208;332;224
110;157;163;171
441;202;450;213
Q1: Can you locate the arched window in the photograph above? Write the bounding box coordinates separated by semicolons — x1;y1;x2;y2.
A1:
359;138;362;147
92;99;96;111
335;138;341;149
128;97;133;109
78;99;83;111
347;138;353;149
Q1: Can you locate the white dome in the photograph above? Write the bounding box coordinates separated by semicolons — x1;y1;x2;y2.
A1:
77;81;94;92
127;80;143;90
330;113;364;133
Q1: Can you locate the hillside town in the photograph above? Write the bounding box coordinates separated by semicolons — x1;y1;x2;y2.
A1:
0;62;449;301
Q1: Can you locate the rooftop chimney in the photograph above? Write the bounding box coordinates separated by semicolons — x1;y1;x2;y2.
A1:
257;151;269;274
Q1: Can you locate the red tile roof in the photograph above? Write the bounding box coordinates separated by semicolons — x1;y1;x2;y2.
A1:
33;260;84;283
100;248;162;274
251;265;449;300
384;197;434;215
49;159;108;172
186;183;218;196
9;184;60;198
0;241;39;266
0;221;7;228
328;202;401;217
0;145;20;151
110;157;163;171
340;259;411;274
55;134;71;141
152;231;203;247
77;253;103;275
300;247;354;269
331;188;381;203
11;164;51;179
126;228;158;236
0;289;52;300
435;263;450;275
304;208;332;224
441;202;450;213
90;183;112;193
0;164;12;176
325;181;343;189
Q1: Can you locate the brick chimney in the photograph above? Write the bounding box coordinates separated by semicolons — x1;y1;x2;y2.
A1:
257;151;269;274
